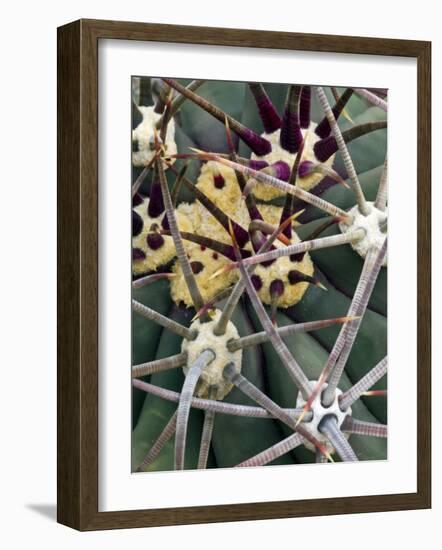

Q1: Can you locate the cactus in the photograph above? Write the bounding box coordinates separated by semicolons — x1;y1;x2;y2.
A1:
131;77;387;471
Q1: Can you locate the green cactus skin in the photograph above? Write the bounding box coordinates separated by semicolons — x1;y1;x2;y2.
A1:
132;279;172;427
131;78;388;471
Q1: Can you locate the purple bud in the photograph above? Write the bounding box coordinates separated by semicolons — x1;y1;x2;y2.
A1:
288;270;303;285
270;160;291;181
146;232;165;250
315;117;332;139
132;248;146;260
280;112;303;153
299;86;311;129
132;193;144;207
213;173;225;189
298;160;315;178
132;210;144;237
251;274;263;291
290;252;306;263
270;279;284;297
241;127;272;156
249;84;282;134
288;269;317;287
256;97;282;133
313;136;338;162
248;159;269;171
147;180;165;218
190;261;204;274
232;223;250;249
161;213;169;230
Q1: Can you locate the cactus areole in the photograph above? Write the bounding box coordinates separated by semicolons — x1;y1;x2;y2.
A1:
296;383;351;453
181;310;242;400
339;202;388;266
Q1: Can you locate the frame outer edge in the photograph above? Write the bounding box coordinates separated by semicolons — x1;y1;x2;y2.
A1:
416;41;431;509
57;20;82;529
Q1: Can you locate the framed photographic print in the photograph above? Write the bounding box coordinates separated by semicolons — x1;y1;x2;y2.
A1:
57;19;431;530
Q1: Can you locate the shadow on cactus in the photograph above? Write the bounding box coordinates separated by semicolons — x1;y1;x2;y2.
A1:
131;76;388;472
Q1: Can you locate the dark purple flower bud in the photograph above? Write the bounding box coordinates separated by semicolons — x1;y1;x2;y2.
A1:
146;232;165;250
290;252;306;263
148;179;165;218
161;213;169;230
269;160;291;181
132;248;146;260
231;223;250;250
298;160;315;178
132;210;143;237
280;113;303;154
249;83;282;134
288;269;319;287
270;279;284;298
190;261;204;274
241;127;272;156
313;136;338;162
132;192;144;207
280;85;303;153
248;159;269;171
315;117;332;139
213;173;225;189
299;86;311;129
288;270;301;285
251;274;263;291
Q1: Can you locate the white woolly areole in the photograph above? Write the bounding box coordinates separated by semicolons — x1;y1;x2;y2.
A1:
132;106;177;167
250;122;335;201
339;202;388;267
296;381;351;454
181;310;242;400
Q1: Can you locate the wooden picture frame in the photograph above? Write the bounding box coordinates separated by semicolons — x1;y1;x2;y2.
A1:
57;18;431;531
